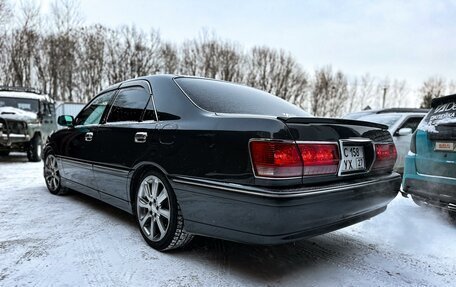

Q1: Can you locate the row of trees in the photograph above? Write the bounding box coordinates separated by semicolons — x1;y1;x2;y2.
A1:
0;0;453;116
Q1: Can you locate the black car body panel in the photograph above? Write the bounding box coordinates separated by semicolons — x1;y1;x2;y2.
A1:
45;74;400;245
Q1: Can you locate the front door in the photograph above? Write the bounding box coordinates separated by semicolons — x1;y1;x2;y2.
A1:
58;90;116;198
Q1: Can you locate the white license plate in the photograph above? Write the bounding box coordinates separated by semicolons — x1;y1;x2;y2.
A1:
339;145;366;173
435;142;455;152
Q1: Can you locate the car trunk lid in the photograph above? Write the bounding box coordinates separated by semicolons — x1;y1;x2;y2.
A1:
277;117;395;178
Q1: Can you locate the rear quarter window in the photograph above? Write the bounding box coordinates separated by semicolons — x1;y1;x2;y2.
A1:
174;77;310;117
419;99;456;132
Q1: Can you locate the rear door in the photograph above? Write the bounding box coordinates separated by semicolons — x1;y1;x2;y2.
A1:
92;80;158;203
59;90;116;197
415;96;456;179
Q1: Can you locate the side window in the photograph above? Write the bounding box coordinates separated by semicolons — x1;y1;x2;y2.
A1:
398;117;423;134
106;87;150;123
75;91;115;126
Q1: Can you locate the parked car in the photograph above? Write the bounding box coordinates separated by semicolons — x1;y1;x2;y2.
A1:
43;75;401;251
402;94;456;213
343;109;378;120
347;109;428;174
0;87;57;161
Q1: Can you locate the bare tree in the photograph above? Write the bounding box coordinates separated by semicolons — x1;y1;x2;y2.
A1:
419;77;446;108
311;66;348;117
245;46;308;106
47;0;84;101
179;31;244;83
0;0;11;26
389;79;409;107
160;42;179;74
358;73;376;110
447;80;456;95
8;0;41;87
75;25;106;102
105;26;162;83
50;0;83;33
346;78;358;113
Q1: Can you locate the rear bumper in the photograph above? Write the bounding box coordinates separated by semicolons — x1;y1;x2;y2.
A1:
402;154;456;211
172;173;401;245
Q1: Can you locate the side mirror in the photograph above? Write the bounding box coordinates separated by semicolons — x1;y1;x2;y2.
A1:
397;128;412;136
58;115;74;127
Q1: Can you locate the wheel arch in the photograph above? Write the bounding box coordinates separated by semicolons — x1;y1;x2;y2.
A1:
128;162;170;204
42;143;56;158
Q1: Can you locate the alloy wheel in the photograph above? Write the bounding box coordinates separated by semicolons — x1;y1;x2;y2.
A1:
44;154;60;191
136;175;171;242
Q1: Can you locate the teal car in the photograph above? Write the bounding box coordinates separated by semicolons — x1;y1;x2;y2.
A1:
402;94;456;213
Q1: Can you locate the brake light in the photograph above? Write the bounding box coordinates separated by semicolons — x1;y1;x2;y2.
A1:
373;143;397;170
250;141;302;177
249;141;341;178
297;144;340;175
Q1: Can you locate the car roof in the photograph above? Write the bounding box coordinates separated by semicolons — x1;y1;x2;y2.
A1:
0;90;52;101
431;94;456;107
345;107;429;118
376;108;430;114
359;112;428;118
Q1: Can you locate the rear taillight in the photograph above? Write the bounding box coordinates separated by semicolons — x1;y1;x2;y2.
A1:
250;141;302;177
249;141;340;178
373;143;397;170
297;144;340;175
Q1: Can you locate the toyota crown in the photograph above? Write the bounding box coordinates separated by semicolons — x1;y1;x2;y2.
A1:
43;75;401;251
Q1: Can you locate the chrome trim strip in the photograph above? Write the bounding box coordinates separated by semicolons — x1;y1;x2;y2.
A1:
92;164;130;174
295;140;339;145
416;172;456;181
57;155;130;173
59;156;92;167
172;174;400;198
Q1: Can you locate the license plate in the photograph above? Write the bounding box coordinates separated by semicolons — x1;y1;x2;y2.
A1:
339;145;366;174
435;142;455;152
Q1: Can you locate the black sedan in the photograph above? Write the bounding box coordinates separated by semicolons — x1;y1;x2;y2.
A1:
43;75;401;251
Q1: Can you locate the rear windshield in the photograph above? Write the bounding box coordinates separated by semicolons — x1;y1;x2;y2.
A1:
419;99;456;132
357;114;401;128
174;78;311;117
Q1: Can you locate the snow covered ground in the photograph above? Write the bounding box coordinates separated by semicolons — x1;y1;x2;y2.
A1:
1;153;455;287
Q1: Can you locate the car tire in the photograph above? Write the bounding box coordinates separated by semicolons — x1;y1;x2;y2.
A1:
43;153;67;195
0;150;10;156
28;135;43;162
134;170;193;251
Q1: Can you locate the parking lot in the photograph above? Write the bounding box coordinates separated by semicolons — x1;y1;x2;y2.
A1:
0;153;455;287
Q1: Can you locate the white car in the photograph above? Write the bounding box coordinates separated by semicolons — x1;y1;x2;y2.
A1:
344;109;428;174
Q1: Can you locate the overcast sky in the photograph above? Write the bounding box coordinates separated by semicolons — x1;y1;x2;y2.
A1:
37;0;456;94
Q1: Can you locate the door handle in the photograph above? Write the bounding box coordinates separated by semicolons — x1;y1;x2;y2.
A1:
85;132;93;142
135;132;147;143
